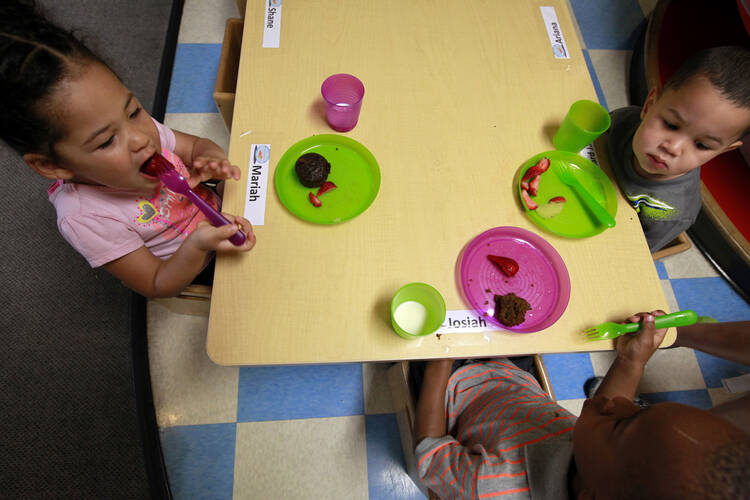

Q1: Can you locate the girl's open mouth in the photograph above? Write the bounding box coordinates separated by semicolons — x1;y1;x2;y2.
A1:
139;155;159;180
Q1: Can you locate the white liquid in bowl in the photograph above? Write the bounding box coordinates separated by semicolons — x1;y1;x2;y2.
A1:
394;301;429;334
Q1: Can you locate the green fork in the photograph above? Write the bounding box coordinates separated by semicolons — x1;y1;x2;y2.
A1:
550;160;616;228
584;310;698;341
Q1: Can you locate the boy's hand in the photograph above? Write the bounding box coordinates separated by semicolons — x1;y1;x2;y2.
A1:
188;157;241;188
614;310;668;367
189;214;257;253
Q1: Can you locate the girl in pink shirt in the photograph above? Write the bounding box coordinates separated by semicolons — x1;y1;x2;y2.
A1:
0;2;256;297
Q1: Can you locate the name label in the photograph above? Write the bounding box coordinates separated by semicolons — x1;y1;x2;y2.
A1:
540;6;570;59
263;0;283;48
436;310;502;334
244;144;270;225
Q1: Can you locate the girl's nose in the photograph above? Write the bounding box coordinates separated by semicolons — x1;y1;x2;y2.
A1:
129;127;151;151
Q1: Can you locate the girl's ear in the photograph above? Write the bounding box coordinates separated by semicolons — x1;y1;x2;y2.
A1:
640;87;661;119
23;153;74;180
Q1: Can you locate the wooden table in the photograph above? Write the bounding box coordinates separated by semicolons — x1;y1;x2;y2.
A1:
207;0;671;365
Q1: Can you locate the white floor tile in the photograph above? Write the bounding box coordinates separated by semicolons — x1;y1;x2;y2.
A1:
708;387;748;408
234;416;369;499
178;0;241;44
660;279;679;313
660;242;719;279
147;301;239;426
556;398;586;417
164;112;231;152
363;363;394;414
590;347;706;393
587;49;633;110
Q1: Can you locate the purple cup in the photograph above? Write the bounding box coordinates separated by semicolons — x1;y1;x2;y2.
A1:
321;74;365;132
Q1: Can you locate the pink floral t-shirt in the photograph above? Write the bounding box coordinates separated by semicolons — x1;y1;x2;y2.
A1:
48;120;220;267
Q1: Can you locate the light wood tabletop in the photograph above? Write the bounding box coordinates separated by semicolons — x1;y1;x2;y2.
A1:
207;0;671;365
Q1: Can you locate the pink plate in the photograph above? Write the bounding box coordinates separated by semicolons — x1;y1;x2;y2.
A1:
459;226;570;333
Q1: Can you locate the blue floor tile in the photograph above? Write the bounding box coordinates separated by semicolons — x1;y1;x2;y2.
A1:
542;353;594;400
365;414;426;500
654;260;668;279
166;43;222;113
160;424;236;500
582;49;608;109
670;277;750;322
693;351;750;389
641;389;713;409
568;0;645;50
237;364;364;421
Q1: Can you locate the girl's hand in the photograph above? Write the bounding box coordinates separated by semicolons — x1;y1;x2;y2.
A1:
188;157;241;188
189;214;257;253
614;310;668;367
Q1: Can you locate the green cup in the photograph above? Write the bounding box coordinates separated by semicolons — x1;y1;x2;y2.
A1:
553;99;611;152
390;283;446;339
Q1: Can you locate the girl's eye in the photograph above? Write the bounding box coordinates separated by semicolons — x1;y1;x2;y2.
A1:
97;136;114;149
129;106;141;119
695;142;710;151
662;119;678;130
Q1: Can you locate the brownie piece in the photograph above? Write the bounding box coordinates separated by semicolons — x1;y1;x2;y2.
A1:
294;152;331;187
493;293;531;327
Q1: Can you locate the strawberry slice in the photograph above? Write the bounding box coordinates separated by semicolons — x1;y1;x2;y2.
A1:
316;181;337;196
529;175;541;197
521;157;551;184
309;192;322;207
521;188;538;210
488;255;519;277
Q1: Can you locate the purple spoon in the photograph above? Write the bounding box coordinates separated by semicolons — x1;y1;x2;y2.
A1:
144;153;246;246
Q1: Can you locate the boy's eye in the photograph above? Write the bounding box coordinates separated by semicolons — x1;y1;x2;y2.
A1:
129;106;142;119
695;142;710;151
97;136;114;149
662;119;678;130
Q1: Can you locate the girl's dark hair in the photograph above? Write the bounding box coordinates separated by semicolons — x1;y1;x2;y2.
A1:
0;0;107;155
665;45;750;110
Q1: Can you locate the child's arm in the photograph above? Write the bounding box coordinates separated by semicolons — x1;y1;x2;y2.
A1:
674;321;750;366
103;215;256;298
593;311;668;401
172;129;241;187
414;359;453;444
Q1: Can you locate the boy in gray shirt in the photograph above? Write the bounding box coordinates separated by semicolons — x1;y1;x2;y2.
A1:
606;46;750;252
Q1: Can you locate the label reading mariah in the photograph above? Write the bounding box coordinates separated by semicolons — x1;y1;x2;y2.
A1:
244;144;270;225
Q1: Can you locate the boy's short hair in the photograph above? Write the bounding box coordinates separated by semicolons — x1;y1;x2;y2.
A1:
664;46;750;113
615;435;750;500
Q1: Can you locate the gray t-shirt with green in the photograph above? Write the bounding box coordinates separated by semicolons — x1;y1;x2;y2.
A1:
607;106;701;252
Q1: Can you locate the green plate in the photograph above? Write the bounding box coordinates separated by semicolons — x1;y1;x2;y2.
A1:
274;135;381;224
518;150;617;238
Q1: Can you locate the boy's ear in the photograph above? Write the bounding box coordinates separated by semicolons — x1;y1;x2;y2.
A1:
640;87;661;119
723;139;743;153
23;153;74;181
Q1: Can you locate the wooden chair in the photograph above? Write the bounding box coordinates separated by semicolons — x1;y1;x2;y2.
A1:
214;18;243;129
387;355;554;498
651;232;692;260
152;284;211;316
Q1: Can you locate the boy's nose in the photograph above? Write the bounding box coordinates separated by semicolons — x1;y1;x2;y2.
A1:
660;138;681;156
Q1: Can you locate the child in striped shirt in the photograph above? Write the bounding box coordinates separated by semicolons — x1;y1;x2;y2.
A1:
414;312;749;499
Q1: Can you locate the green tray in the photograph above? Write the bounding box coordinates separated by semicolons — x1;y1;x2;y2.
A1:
518;150;617;238
274;135;381;224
